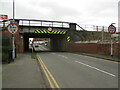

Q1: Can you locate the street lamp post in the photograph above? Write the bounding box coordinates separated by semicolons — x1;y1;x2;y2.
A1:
12;0;15;60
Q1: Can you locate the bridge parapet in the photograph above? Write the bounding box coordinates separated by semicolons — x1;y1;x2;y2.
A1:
1;19;85;33
17;19;71;34
18;19;69;28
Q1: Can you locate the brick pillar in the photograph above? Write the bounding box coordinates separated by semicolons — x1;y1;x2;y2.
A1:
15;34;24;53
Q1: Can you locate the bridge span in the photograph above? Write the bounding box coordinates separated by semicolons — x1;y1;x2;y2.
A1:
2;19;84;53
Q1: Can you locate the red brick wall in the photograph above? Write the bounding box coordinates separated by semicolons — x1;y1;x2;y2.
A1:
68;43;98;53
67;43;120;56
97;44;110;55
97;43;120;56
3;29;24;53
113;43;120;56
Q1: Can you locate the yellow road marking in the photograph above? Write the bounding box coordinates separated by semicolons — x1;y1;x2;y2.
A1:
37;54;54;89
77;54;120;64
40;58;60;88
37;54;60;89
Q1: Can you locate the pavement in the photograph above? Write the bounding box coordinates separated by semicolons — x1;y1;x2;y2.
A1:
2;53;48;88
73;52;119;62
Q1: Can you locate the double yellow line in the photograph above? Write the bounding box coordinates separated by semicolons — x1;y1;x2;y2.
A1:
36;54;60;89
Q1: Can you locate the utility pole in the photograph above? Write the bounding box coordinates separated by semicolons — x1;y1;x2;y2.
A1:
101;26;104;42
13;0;15;20
12;0;15;60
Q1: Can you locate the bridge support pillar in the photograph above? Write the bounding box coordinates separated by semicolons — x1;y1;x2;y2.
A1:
23;36;29;52
68;23;76;43
50;36;67;51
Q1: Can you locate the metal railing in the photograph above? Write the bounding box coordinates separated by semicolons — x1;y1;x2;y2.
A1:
18;19;70;28
0;19;86;32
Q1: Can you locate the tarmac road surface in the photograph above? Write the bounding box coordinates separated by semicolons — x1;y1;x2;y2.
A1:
37;52;118;88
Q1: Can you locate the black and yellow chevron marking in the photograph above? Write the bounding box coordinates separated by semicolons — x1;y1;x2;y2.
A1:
67;36;71;42
34;30;67;34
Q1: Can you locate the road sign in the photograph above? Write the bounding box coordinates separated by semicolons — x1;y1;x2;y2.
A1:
0;15;8;19
67;36;71;42
6;23;19;34
48;27;52;31
108;24;116;34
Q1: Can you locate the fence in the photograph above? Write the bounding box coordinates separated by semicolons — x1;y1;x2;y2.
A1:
77;24;118;32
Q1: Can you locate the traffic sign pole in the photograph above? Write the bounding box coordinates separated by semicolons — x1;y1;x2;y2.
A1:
108;24;116;56
110;35;113;56
6;23;18;60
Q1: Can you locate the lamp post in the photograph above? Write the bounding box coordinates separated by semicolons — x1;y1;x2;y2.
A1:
12;0;15;60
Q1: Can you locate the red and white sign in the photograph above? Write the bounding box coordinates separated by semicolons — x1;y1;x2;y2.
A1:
48;27;52;31
0;15;8;19
6;23;19;34
108;24;116;34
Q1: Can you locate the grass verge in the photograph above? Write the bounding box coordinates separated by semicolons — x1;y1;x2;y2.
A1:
31;52;37;59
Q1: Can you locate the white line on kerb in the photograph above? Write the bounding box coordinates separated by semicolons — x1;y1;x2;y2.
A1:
75;61;115;77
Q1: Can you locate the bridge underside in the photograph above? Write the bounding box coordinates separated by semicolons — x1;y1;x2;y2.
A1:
23;33;67;52
2;19;79;53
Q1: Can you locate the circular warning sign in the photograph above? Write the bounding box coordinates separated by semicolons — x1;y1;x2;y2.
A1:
48;27;52;32
108;24;116;34
6;23;19;34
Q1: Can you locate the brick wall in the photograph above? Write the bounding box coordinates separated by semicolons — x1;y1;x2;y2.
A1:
68;43;98;53
3;30;24;53
67;43;120;56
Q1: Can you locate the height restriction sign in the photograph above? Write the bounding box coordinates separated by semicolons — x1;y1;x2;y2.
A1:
108;24;116;34
6;23;19;34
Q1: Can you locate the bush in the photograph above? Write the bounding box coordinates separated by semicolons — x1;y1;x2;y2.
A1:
2;38;12;63
2;53;9;62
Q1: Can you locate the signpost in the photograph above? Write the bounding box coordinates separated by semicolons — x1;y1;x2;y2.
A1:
108;24;116;56
6;23;18;60
5;0;17;60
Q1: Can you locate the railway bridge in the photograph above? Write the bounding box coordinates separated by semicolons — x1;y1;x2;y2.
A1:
2;19;84;53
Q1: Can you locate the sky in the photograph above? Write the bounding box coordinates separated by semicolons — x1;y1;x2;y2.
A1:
0;0;119;28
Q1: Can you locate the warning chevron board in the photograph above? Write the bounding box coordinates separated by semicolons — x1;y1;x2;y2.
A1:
67;36;71;42
34;30;67;34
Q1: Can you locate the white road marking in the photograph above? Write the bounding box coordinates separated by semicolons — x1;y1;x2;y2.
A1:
51;53;56;55
39;46;48;50
73;53;119;64
58;55;68;59
75;61;116;77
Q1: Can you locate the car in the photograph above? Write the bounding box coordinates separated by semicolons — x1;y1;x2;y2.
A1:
35;45;39;47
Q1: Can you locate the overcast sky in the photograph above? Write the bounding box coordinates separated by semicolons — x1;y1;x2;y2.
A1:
0;0;119;27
